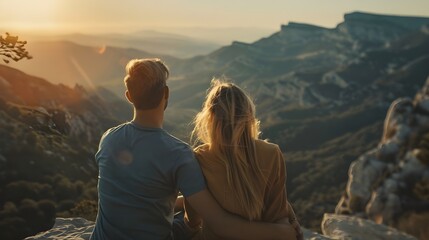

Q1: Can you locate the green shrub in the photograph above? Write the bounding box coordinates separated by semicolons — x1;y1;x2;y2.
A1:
69;200;98;221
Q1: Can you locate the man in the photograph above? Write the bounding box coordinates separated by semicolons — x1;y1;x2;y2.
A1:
90;58;298;240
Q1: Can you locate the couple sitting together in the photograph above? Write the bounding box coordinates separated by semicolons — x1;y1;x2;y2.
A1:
90;58;303;240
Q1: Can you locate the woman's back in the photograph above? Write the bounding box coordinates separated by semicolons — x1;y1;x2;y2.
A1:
194;139;289;239
188;80;295;239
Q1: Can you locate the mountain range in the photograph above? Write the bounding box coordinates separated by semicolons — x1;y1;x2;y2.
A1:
17;30;221;58
0;64;131;239
163;11;429;229
2;11;429;239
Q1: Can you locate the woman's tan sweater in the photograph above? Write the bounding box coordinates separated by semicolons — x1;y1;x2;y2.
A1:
188;139;295;239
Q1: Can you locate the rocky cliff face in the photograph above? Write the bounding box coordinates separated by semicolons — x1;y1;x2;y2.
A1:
338;12;429;45
336;77;429;239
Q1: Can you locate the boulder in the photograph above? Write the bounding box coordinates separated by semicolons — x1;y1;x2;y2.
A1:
336;78;429;237
321;214;417;240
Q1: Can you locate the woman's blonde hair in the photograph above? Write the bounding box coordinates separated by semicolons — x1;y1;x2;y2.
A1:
192;79;265;220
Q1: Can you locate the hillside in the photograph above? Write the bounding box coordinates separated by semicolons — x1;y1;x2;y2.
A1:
164;11;429;230
8;41;180;93
25;30;220;58
0;65;130;240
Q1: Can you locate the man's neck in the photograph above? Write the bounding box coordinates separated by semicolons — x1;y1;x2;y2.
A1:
132;108;164;129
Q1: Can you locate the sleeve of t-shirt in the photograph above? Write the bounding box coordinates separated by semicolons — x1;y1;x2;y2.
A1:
175;147;207;197
95;129;111;165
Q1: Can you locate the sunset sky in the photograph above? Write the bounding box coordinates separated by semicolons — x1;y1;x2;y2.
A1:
1;0;429;39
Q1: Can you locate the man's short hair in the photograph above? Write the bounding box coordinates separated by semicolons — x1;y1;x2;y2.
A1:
124;58;169;110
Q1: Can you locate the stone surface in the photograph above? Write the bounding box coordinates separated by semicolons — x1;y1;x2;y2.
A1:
321;214;417;240
29;216;419;240
30;218;333;240
302;228;332;240
345;151;387;212
25;218;94;240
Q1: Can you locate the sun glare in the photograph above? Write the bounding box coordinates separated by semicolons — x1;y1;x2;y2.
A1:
0;0;60;31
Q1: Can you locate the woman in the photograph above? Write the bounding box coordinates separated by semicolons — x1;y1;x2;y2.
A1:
185;79;302;240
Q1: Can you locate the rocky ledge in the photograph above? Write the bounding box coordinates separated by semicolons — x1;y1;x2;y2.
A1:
27;214;417;240
25;218;93;240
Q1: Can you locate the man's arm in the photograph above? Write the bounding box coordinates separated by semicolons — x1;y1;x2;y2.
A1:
174;195;185;212
184;198;202;229
186;189;297;240
287;202;303;240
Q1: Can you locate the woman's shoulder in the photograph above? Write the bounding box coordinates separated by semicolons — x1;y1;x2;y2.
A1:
254;139;281;153
254;139;285;169
193;144;225;170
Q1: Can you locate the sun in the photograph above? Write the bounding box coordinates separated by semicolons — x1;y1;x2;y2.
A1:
0;0;60;31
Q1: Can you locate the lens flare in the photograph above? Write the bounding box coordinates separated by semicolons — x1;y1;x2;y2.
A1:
116;150;133;165
98;45;106;54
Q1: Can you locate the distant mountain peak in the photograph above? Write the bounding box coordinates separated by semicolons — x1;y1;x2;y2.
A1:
343;11;429;30
281;22;328;32
345;11;429;20
231;41;251;47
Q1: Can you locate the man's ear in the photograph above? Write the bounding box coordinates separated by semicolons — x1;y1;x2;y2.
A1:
163;86;169;110
125;90;133;104
164;86;169;100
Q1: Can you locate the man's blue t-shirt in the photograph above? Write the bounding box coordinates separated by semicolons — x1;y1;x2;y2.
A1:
91;122;206;240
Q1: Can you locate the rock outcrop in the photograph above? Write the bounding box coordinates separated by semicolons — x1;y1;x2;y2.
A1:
25;218;94;240
27;214;418;240
321;214;416;240
336;76;429;238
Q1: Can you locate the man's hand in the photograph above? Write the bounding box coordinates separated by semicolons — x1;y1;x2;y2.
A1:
174;195;185;212
291;220;303;240
278;222;298;240
276;217;299;240
286;202;302;240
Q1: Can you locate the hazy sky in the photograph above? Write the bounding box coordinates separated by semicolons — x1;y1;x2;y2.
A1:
1;0;429;35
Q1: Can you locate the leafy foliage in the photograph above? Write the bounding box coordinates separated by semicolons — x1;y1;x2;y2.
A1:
0;32;32;64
